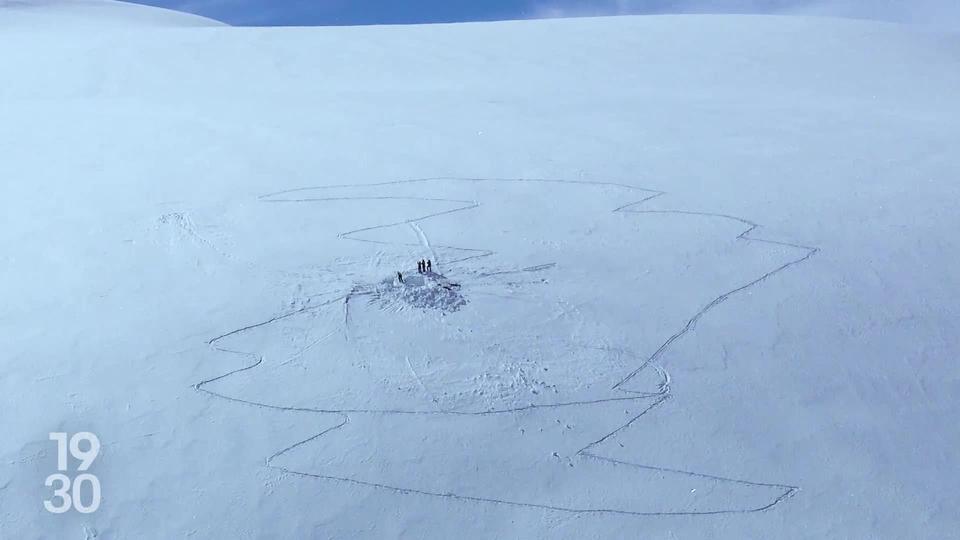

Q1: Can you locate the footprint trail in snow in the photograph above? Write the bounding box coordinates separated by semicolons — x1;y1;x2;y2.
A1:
195;177;817;515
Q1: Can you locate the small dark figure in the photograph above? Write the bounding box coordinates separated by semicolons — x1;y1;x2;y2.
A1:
418;260;425;273
397;271;404;283
426;259;432;272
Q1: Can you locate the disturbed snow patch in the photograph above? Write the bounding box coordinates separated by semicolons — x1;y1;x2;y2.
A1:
369;272;466;313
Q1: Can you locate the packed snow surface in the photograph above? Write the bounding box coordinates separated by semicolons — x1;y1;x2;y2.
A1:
1;1;958;538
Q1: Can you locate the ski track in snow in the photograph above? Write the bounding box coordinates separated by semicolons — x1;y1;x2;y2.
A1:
193;177;818;516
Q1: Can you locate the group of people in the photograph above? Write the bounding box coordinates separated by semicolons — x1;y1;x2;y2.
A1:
396;259;433;284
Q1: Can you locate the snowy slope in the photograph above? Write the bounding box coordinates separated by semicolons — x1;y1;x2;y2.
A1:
1;2;959;539
0;0;224;27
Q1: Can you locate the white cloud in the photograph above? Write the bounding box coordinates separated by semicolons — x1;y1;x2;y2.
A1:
529;0;960;29
784;0;960;28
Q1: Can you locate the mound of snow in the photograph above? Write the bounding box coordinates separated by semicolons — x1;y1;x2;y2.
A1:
0;0;225;28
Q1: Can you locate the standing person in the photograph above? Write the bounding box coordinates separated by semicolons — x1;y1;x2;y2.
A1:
397;271;404;284
426;259;432;272
417;260;423;273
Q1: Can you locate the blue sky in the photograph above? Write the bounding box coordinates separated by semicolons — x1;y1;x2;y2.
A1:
128;0;959;28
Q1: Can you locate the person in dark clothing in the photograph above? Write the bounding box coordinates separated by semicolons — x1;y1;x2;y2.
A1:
417;261;422;273
426;259;432;272
397;271;404;283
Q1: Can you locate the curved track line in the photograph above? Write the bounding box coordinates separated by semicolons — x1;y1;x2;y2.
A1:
195;177;817;516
